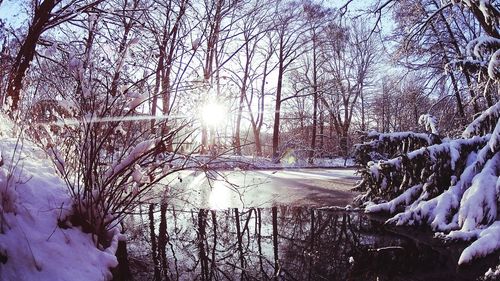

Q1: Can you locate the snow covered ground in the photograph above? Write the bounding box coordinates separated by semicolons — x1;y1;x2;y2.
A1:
0;117;118;281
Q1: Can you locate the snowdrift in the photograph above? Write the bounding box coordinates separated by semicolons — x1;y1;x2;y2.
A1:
0;120;119;280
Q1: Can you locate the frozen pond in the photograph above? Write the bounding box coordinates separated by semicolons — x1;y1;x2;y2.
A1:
160;168;359;209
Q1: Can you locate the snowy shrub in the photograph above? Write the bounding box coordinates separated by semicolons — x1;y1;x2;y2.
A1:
41;114;194;248
24;77;197;248
0;126;120;280
356;134;487;200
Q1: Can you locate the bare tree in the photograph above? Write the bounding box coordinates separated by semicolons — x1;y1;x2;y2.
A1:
5;0;104;113
321;19;377;157
300;0;334;163
270;0;308;161
145;0;188;144
231;2;270;155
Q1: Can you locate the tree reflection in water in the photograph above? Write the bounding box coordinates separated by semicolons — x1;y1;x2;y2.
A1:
129;206;486;281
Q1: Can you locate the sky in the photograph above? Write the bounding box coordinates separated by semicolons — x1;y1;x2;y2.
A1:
0;0;27;28
0;0;398;138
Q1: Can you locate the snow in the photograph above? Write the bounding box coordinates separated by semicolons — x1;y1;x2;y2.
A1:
105;138;160;180
167;154;355;170
191;37;201;50
348;256;355;264
68;56;83;72
366;131;433;144
457;221;500;265
365;184;422;214
376;136;492;230
463;101;500;138
44;43;58;57
488;49;500;79
489;118;500;152
484;261;500;280
126;91;146;109
478;0;492;24
132;164;147;184
418;114;439;134
466;35;500;58
458;152;499;231
360;124;499;265
0;117;118;280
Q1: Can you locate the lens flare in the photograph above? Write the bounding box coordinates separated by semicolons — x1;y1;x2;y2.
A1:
201;102;226;127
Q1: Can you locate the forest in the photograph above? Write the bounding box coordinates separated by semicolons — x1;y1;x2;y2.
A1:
0;0;498;280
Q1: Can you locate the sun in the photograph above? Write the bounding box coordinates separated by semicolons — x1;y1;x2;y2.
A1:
201;102;226;127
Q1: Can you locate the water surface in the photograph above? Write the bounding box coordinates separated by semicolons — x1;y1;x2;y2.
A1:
128;206;494;281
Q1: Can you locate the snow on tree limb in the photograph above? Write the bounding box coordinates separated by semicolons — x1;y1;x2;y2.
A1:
458;152;499;231
104;138;161;182
357;130;499;263
463;101;500;138
356;135;488;198
351;0;500;269
365;184;423;214
466;35;500;58
419;114;439;134
457;221;500;265
354;131;438;166
488;118;500;152
488;49;500;79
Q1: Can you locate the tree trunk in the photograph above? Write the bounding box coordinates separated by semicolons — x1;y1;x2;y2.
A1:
197;210;209;281
109;1;137;98
234;208;246;279
309;39;318;164
319;106;324;153
6;0;57;112
112;240;132;281
161;0;186;150
234;49;250;155
209;210;217;279
201;0;223;155
272;45;284;161
307;210;315;281
253;129;262;156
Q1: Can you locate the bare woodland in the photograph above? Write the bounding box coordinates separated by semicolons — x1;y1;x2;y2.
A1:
0;0;499;278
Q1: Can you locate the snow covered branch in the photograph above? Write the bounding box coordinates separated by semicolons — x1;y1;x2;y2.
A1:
356;103;500;264
353;131;440;166
463;100;500;139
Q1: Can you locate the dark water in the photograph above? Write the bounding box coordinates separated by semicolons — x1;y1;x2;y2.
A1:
128;206;496;281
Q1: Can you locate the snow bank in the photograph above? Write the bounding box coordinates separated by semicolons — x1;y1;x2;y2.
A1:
0;135;118;280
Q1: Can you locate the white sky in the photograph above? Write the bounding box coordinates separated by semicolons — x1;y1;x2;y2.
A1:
0;0;27;28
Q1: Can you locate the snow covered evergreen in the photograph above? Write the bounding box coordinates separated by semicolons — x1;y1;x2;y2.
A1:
353;0;500;267
355;103;500;264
